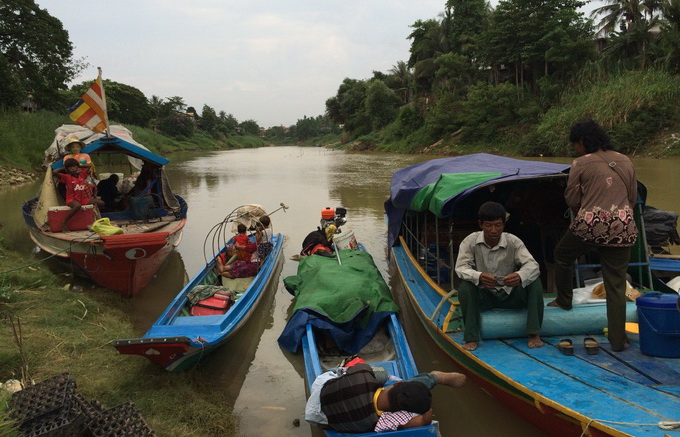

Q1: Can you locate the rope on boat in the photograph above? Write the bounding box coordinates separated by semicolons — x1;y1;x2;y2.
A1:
201;203;288;266
0;232;100;275
580;418;680;436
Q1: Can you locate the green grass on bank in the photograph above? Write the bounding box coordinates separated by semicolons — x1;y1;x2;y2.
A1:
0;241;238;436
0;110;268;171
0;390;17;437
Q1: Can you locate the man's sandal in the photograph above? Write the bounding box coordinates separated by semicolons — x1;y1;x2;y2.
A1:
583;337;599;355
558;338;574;356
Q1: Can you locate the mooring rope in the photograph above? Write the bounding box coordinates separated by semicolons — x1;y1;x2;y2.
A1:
580;418;680;436
0;232;100;276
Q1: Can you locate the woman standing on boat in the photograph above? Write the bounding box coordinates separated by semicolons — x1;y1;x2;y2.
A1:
549;119;638;352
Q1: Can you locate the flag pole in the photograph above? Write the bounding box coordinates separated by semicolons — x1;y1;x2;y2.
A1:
98;67;111;137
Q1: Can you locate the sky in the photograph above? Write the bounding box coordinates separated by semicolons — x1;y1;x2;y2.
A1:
36;1;604;129
35;1;449;128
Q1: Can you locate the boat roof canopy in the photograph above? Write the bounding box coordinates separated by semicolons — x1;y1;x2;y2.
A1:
388;153;570;217
385;153;571;247
51;135;169;170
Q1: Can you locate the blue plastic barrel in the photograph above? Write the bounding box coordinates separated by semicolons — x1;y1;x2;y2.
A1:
635;292;680;358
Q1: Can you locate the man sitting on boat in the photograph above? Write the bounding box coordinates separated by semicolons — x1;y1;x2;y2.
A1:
455;201;545;351
306;360;466;433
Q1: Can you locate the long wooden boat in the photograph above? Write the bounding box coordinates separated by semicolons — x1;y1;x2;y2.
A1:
22;125;187;297
279;221;439;436
386;154;680;437
114;206;284;371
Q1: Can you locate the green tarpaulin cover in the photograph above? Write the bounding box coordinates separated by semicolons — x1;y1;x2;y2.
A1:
284;250;399;326
409;171;501;216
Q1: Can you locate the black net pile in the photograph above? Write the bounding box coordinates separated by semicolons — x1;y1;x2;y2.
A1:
8;373;155;437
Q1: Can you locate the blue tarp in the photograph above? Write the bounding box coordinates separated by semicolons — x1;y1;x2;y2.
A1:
385;153;571;249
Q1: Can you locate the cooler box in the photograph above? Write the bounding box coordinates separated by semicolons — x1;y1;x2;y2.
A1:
190;292;233;316
636;292;680;358
48;205;95;233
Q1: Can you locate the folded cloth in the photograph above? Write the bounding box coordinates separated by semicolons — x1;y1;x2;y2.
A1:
374;411;418;432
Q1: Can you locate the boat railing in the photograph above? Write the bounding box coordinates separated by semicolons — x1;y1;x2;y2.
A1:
430;288;458;333
400;218;454;288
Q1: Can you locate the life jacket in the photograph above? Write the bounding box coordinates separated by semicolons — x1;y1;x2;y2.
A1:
301;228;331;256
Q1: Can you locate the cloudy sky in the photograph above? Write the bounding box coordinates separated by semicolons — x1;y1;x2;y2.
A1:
36;1;602;128
35;1;449;128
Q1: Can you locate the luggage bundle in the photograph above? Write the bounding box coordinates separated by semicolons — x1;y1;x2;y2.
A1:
187;285;237;316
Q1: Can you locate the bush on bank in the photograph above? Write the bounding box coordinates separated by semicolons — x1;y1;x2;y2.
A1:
0;110;269;171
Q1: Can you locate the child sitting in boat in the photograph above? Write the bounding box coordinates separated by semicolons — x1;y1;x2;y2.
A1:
54;158;104;232
256;215;273;260
63;136;94;173
306;361;466;433
214;223;258;278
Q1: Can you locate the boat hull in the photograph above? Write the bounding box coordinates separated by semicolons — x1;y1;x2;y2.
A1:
26;215;185;297
115;233;284;371
296;244;439;437
392;242;677;437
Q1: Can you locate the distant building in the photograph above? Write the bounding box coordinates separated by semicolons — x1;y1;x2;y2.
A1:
21;94;38;112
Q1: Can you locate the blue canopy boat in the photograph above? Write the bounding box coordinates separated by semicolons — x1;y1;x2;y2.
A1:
114;204;284;371
386;154;680;437
279;210;439;436
23;125;188;296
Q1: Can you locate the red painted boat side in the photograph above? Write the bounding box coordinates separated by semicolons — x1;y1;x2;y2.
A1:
114;340;190;367
65;219;185;296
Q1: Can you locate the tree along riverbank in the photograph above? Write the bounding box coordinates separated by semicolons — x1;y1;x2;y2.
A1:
0;110;269;172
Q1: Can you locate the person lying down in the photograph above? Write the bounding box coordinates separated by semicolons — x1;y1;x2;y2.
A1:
305;358;465;433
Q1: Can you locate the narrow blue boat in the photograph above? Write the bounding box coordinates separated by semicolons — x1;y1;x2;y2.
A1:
278;212;440;436
386;154;680;437
114;204;284;371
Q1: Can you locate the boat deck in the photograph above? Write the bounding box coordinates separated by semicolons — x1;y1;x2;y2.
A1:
392;243;680;437
44;215;179;239
459;332;680;436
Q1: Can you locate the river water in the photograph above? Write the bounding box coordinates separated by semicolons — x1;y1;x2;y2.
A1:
2;147;679;437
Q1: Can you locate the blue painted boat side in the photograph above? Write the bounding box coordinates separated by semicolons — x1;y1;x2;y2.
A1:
392;243;680;437
144;233;283;346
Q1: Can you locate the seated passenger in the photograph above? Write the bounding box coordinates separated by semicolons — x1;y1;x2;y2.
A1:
256;215;273;260
233;223;256;261
54;158;104;232
454;201;545;351
214;224;258;278
97;174;122;210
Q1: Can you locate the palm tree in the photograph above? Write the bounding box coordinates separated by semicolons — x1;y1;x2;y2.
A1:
148;95;164;115
166;96;187;113
592;0;662;35
407;17;451;97
388;61;413;104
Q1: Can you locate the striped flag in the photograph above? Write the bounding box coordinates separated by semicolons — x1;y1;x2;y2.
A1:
68;69;108;133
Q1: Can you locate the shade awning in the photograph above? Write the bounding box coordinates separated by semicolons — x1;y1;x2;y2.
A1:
385;153;571;248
